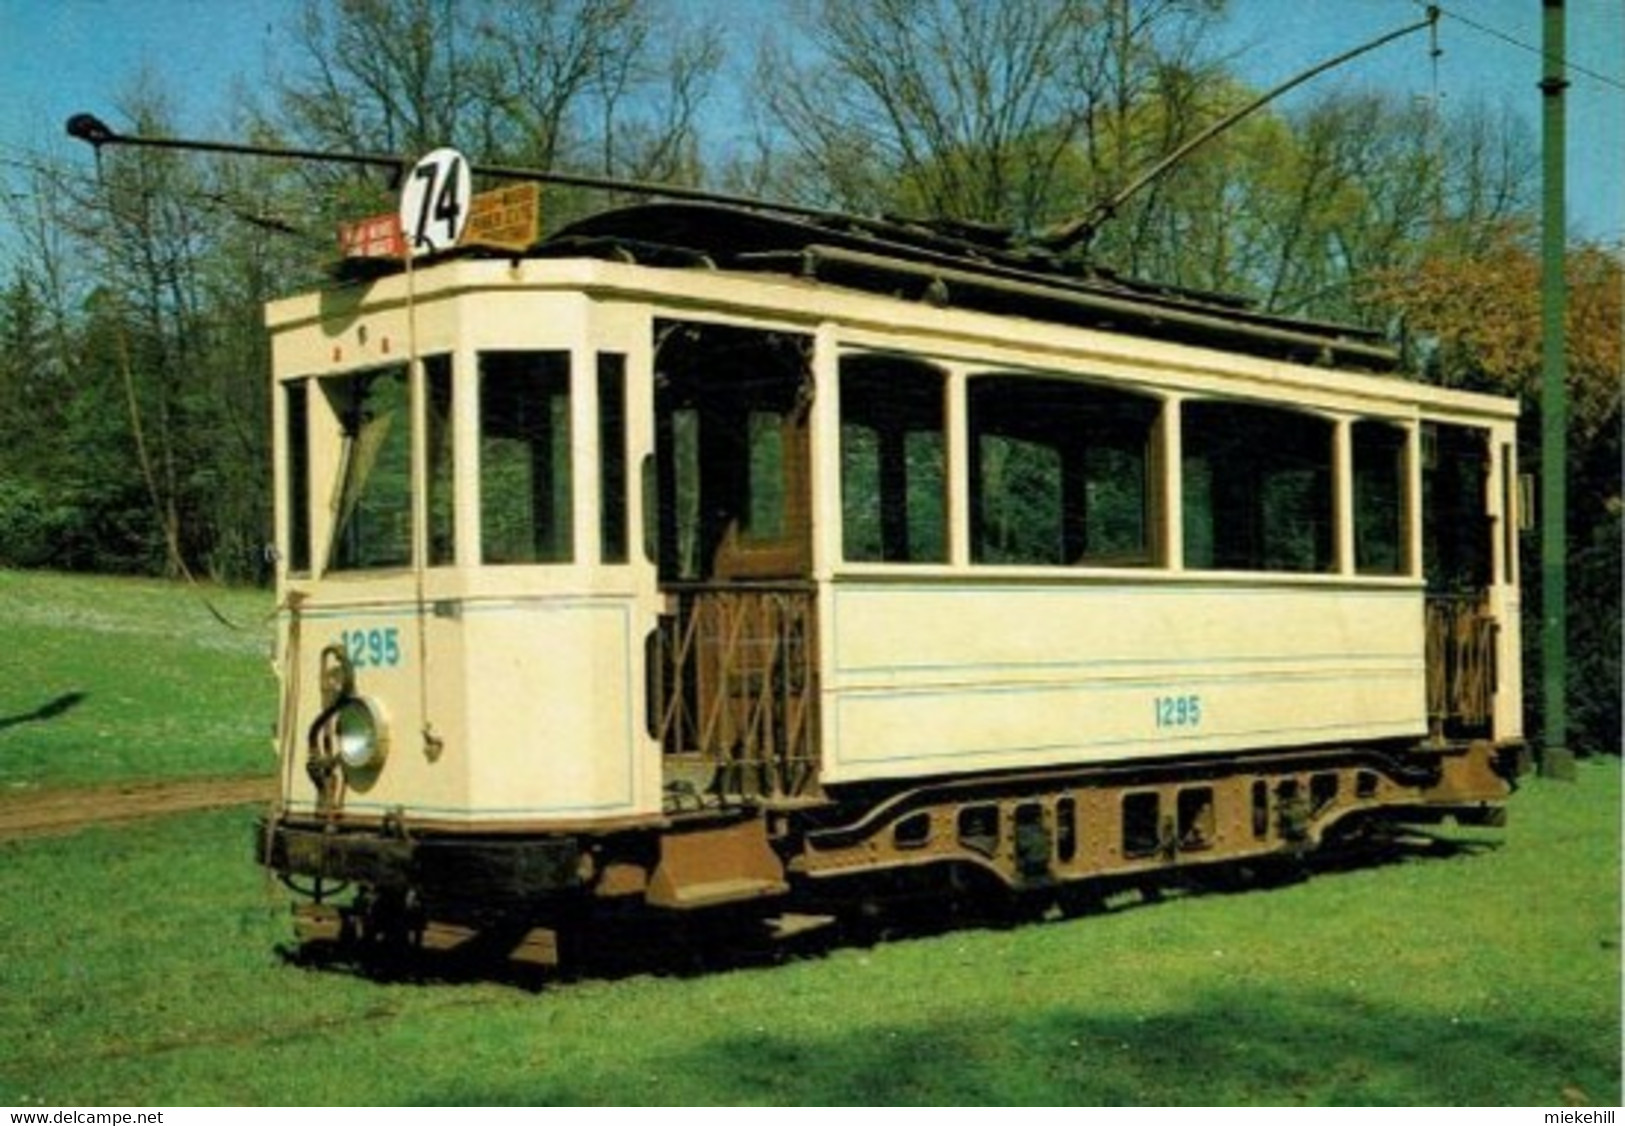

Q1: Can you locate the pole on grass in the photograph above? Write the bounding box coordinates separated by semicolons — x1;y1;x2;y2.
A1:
1538;0;1575;779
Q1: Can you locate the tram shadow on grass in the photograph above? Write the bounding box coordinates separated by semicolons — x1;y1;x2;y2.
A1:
412;977;1609;1105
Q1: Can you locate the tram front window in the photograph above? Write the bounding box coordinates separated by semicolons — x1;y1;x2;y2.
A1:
325;366;412;572
480;351;573;565
283;381;311;574
425;355;456;566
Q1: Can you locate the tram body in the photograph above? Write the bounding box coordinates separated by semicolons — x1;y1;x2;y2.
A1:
261;204;1523;944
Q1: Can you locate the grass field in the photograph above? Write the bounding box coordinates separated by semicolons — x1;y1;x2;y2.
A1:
0;569;1618;1106
0;570;276;790
0;766;1616;1106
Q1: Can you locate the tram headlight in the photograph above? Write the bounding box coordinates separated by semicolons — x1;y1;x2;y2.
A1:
333;696;389;775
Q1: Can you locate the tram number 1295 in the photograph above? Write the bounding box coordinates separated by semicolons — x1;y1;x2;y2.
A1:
341;627;403;670
1154;694;1202;730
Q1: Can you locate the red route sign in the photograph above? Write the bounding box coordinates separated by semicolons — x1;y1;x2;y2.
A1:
337;212;406;259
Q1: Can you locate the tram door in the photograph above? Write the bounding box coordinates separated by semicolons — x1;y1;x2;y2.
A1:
1421;422;1496;739
650;322;819;802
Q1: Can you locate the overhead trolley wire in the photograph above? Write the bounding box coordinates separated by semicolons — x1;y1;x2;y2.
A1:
1419;1;1625;92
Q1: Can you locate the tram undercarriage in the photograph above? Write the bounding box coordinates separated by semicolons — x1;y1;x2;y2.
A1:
261;734;1520;970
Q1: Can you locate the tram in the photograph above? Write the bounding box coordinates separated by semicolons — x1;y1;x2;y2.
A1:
259;193;1523;955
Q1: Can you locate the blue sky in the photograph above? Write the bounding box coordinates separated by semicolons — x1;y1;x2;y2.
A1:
2;0;1621;248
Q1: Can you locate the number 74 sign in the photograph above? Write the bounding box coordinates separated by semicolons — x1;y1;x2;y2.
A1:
398;148;471;255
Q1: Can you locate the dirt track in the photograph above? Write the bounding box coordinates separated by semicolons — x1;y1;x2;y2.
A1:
0;775;275;840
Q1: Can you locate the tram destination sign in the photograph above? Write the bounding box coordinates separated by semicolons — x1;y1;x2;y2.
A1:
462;182;540;252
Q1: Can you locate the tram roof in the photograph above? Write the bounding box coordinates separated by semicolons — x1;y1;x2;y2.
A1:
347;201;1402;372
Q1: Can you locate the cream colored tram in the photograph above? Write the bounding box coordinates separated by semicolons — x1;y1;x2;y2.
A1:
261;203;1523;947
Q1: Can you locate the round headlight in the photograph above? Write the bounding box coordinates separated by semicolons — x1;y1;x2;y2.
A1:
333;697;389;774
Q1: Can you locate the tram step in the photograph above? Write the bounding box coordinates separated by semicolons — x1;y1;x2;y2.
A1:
654;876;791;909
646;818;790;909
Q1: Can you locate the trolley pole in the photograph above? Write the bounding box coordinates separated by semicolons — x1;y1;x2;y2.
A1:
1539;0;1575;778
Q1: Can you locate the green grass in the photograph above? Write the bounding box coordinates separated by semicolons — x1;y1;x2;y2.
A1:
0;763;1616;1106
0;570;277;790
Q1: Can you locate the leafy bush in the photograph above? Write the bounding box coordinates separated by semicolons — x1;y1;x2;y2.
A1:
0;479;77;569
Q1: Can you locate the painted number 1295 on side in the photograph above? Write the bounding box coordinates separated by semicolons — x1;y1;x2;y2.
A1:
1154;693;1202;730
341;627;402;670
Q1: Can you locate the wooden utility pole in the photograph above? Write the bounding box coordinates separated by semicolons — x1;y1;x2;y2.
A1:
1539;0;1575;778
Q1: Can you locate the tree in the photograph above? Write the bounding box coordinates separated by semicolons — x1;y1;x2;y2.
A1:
23;77;300;579
1095;90;1535;325
0;272;74;568
751;0;1225;232
270;0;723;229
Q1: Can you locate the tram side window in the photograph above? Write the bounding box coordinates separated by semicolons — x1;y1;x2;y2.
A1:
968;376;1158;567
1422;423;1492;592
1353;420;1409;576
425;355;455;566
283;381;310;574
1183;401;1332;573
480;351;573;564
598;354;629;564
325;366;413;572
839;356;947;563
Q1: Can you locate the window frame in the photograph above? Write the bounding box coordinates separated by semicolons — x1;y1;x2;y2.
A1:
477;349;575;566
282;379;311;576
1351;418;1412;577
1181;399;1336;575
322;363;415;574
838;353;950;566
966;373;1162;569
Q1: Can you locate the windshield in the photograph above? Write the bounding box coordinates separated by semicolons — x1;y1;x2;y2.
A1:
326;366;412;571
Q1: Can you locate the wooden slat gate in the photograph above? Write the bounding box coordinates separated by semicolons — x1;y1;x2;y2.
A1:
1425;594;1497;737
653;584;819;802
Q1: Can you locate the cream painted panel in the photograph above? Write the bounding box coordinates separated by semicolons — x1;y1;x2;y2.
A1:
281;598;469;818
280;593;649;822
460;596;646;820
1490;586;1524;741
823;581;1426;782
831;582;1421;675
